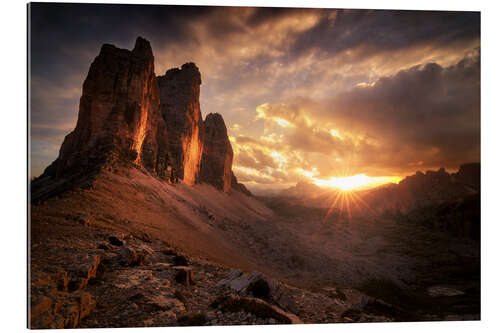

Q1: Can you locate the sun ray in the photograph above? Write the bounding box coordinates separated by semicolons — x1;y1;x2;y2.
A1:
350;190;378;217
323;190;343;223
345;192;352;221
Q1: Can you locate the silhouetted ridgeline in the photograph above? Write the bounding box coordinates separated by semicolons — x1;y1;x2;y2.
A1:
374;163;480;240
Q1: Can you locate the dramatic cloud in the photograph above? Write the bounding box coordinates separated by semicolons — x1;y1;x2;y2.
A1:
239;51;479;183
29;4;480;191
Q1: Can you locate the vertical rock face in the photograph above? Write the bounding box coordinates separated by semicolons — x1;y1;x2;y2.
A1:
42;37;170;179
157;63;204;185
35;36;251;196
200;113;233;192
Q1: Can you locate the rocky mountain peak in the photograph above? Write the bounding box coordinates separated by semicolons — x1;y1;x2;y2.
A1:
163;62;201;84
157;62;204;185
200;113;233;192
39;37;166;183
132;36;154;60
33;37;250;200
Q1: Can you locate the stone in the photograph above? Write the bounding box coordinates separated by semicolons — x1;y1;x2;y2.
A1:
113;270;153;289
30;296;54;323
120;246;138;266
30;291;95;329
211;295;302;324
217;270;266;293
159;310;177;321
427;286;465;297
119;245;150;267
217;270;298;313
247;279;270;299
217;270;261;292
145;295;186;313
177;313;208;326
175;266;195;286
67;254;103;291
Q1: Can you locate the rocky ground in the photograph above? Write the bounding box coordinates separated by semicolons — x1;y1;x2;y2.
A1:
29;167;480;328
30;211;402;328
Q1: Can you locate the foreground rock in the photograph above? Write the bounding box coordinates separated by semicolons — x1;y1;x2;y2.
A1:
30;207;406;328
30;252;103;328
211;295;303;324
217;270;296;312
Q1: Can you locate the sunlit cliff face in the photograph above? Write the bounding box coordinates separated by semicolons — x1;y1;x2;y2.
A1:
182;125;203;186
30;6;480;191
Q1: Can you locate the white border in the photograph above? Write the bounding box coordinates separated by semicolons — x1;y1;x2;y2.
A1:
2;0;499;332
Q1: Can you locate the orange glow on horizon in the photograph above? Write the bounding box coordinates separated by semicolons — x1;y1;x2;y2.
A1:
312;174;401;191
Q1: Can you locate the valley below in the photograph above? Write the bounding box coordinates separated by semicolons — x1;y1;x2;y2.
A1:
29;167;480;328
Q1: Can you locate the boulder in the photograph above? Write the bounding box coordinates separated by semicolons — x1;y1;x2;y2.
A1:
119;245;150;266
217;270;263;293
211;295;302;324
67;254;103;291
217;270;297;313
247;279;271;299
30;291;95;329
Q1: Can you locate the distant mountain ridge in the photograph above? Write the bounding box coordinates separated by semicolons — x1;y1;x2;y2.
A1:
268;163;480;239
363;163;480;214
276;163;479;213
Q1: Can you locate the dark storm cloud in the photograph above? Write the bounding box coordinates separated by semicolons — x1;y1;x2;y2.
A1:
29;3;217;79
334;50;480;174
258;51;480;177
290;9;480;61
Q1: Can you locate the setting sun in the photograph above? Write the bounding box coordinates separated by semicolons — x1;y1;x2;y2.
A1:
312;174;401;191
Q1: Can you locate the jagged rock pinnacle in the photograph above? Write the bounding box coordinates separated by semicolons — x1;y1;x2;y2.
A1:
200;113;233;192
34;37;251;199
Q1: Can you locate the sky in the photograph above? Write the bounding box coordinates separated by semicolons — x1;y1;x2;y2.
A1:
29;3;480;192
